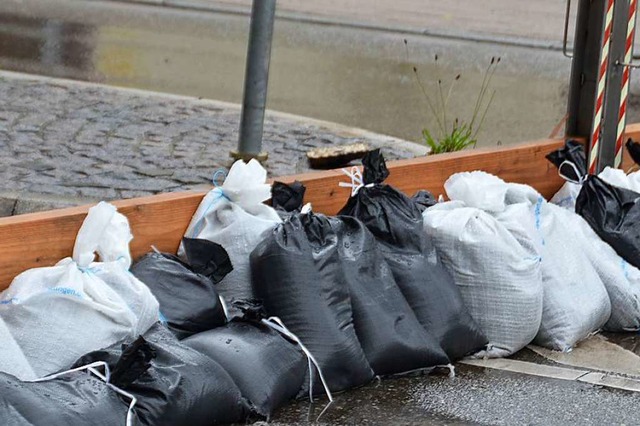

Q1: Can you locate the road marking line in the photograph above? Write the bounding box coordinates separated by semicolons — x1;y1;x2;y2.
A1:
578;372;640;393
461;358;589;381
460;358;640;393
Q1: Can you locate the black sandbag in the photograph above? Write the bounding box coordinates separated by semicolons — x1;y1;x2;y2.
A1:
338;215;451;375
412;190;438;212
0;371;133;426
250;212;374;394
545;139;586;180
131;238;231;339
182;301;307;418
76;323;249;426
338;150;487;361
626;139;640;166
271;181;306;218
576;175;640;269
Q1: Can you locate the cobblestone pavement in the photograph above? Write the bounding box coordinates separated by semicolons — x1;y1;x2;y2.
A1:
0;72;424;212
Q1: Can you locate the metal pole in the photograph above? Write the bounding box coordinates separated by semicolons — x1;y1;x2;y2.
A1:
596;0;634;172
232;0;276;163
566;0;607;149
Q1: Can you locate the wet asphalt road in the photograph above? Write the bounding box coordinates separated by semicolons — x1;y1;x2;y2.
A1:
271;361;640;425
1;0;575;147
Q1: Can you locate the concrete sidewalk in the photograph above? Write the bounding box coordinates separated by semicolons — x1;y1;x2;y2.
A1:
0;71;424;215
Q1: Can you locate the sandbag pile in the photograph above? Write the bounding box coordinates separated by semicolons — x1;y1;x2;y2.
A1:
546;142;640;331
445;171;611;350
251;212;375;393
423;200;543;358
338;150;487;360
252;205;452;383
131;237;232;339
547;140;640;210
179;159;281;316
576;176;640;269
5;152;640;426
0;368;135;426
75;323;250;426
182;301;308;419
0;202;159;380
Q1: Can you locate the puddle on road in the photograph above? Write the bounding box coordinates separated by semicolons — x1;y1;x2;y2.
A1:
0;3;572;148
271;372;475;425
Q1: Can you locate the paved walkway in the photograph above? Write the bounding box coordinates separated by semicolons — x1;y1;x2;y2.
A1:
0;71;424;215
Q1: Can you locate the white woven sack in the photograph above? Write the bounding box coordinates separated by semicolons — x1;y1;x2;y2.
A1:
423;200;543;358
0;317;35;380
180;160;281;311
529;166;640;331
446;172;611;351
550;181;581;210
575;214;640;331
0;202;159;380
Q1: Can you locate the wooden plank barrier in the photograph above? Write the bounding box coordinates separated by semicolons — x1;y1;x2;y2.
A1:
0;125;638;291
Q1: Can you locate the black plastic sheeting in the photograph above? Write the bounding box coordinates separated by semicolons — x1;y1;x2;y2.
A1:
546;140;586;180
75;323;249;426
251;213;374;394
182;301;307;418
412;190;438;213
271;181;306;218
339;216;451;375
576;175;640;269
0;371;132;426
339;150;487;361
627;139;640;167
131;238;231;339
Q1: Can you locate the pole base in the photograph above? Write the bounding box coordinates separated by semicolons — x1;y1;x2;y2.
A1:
230;150;269;163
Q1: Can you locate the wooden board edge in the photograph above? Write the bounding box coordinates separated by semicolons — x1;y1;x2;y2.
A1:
0;123;637;290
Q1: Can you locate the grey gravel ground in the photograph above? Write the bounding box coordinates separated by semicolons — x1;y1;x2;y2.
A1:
0;72;424;214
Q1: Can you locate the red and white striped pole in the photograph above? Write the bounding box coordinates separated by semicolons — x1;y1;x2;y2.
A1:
588;0;616;175
614;0;638;167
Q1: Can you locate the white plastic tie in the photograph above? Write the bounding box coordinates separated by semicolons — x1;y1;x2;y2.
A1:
260;317;333;404
219;295;230;322
31;361;137;426
300;203;313;214
558;160;587;185
444;363;455;378
338;166;373;196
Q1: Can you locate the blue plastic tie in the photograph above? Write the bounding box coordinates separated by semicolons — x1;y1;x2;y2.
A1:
212;169;228;188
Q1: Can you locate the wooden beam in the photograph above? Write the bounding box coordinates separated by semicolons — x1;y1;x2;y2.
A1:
0;128;637;291
281;138;567;215
0;191;207;291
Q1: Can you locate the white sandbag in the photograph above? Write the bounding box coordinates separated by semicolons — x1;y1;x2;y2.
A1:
0;202;159;380
550;181;581;210
180;160;281;311
521;165;640;331
575;216;640;331
528;165;640;330
423;200;543;358
446;172;611;351
630;170;640;190
0;317;35;380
